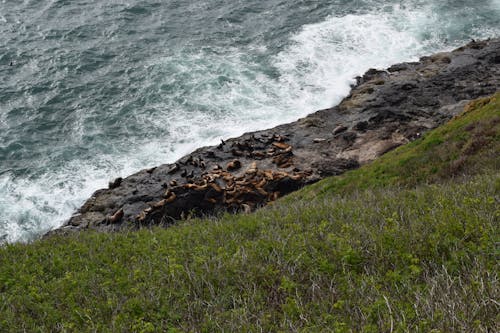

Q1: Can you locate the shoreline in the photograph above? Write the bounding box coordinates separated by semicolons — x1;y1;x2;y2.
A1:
49;38;500;235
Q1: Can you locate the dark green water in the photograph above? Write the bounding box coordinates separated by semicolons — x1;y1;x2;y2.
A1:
1;0;499;242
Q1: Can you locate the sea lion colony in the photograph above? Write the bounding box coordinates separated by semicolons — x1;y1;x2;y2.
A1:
115;133;312;226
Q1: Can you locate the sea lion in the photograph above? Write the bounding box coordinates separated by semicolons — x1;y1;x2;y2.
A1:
209;182;222;193
235;179;248;186
152;199;167;209
226;159;242;171
246;167;257;175
241;204;251;214
217;139;226;150
184;183;208;191
263;170;274;180
333;125;348;135
136;211;147;222
223;175;235;186
251;151;266;159
255;187;268;196
163;190;177;203
235;141;252;151
272;142;290;150
168;163;180;174
273;134;287;142
278;162;293;169
272;153;292;167
231;149;244;157
107;208;124;224
225;187;237;195
108;177;123;189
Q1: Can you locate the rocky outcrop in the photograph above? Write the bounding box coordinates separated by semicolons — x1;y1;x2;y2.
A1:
52;38;500;234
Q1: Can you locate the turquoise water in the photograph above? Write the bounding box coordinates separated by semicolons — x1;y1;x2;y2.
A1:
1;0;499;242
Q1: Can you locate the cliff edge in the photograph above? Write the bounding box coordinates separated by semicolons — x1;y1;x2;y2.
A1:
53;38;500;234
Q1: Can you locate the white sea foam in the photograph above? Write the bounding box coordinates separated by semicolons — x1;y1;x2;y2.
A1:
1;1;499;243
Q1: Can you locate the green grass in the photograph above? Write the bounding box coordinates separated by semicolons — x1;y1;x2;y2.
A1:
0;94;499;332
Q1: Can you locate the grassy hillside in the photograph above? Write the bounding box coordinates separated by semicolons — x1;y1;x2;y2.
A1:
0;94;499;332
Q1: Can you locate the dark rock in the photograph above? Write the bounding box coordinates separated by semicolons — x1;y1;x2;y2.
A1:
491;54;500;64
341;132;357;142
388;63;408;72
49;38;500;235
108;177;123;189
400;83;417;91
363;68;387;81
312;158;360;177
353;121;368;132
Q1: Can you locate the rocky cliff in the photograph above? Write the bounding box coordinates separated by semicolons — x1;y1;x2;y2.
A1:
52;38;500;234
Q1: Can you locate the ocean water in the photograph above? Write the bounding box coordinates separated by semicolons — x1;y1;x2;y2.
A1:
1;0;499;243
